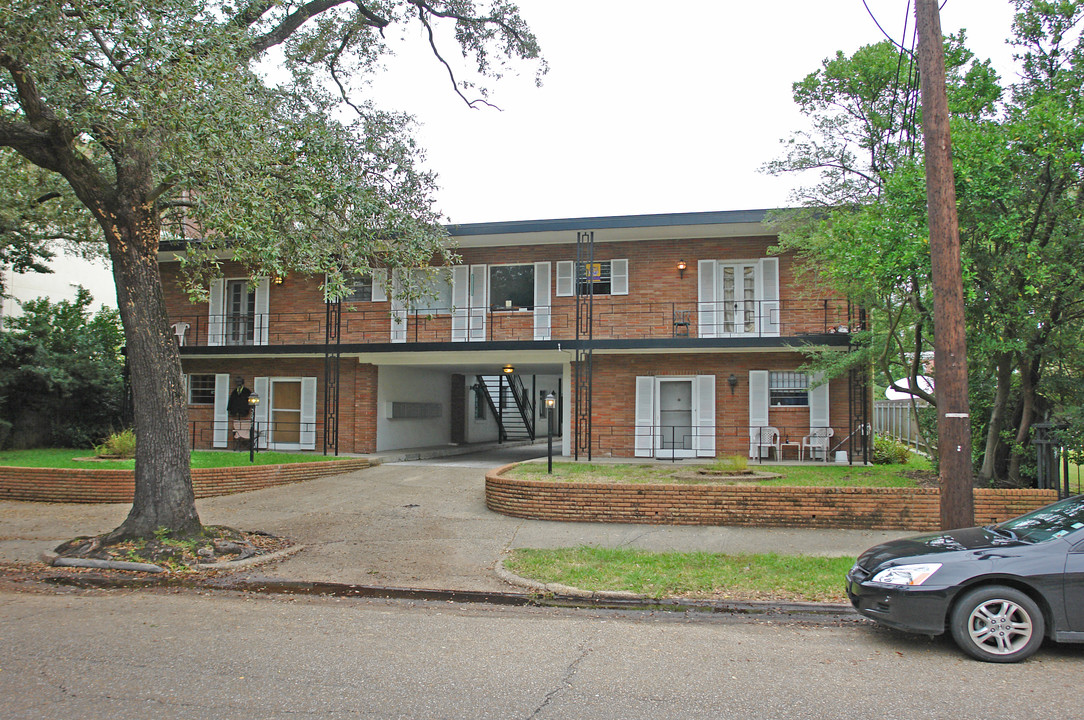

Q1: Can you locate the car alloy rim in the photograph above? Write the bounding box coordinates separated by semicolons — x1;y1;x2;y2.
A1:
967;599;1033;655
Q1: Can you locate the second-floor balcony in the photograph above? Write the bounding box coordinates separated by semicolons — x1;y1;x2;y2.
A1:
169;299;859;349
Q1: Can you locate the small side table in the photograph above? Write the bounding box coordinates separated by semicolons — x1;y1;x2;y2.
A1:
780;441;802;461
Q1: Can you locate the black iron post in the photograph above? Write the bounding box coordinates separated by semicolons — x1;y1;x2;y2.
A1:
545;392;556;474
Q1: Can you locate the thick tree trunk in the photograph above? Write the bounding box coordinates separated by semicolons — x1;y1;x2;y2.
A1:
97;193;200;540
979;353;1014;483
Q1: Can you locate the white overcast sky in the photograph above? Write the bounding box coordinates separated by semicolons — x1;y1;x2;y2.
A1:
15;0;1021;311
367;0;1020;224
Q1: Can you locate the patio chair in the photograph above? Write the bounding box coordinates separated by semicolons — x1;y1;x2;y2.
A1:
749;426;781;460
802;427;834;461
171;321;190;346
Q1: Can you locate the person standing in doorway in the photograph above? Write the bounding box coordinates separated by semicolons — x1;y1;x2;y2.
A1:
227;376;252;450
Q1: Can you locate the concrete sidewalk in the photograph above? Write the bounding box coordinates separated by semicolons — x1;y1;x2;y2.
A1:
0;444;910;593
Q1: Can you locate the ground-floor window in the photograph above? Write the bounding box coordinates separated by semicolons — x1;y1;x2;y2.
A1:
770;371;809;407
187;374;216;405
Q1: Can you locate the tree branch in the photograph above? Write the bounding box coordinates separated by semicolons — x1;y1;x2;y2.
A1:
414;6;499;110
244;0;388;57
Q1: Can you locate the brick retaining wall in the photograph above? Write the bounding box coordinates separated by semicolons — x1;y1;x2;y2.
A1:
0;458;371;504
485;464;1058;531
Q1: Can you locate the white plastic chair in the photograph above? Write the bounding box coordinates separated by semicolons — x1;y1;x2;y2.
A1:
171;321;190;346
802;427;834;461
749;426;781;460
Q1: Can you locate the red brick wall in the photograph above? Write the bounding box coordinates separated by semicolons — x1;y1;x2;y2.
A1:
180;359;378;454
485;468;1058;532
161;237;846;344
0;459;371;504
583;353;853;458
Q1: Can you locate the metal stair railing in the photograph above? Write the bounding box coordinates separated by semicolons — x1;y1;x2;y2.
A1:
476;374;535;442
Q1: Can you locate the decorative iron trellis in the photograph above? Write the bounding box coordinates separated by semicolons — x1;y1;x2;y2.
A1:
574;230;594;460
323;298;342;456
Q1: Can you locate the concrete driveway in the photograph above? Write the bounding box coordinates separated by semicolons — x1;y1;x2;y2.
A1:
0;444;909;592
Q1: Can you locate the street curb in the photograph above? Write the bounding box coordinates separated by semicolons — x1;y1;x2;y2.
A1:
494;557;856;616
34;568;859;619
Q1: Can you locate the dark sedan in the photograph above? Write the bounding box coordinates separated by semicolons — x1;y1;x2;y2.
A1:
847;494;1084;662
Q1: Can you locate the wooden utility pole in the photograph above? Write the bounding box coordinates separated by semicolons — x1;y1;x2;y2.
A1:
915;0;974;530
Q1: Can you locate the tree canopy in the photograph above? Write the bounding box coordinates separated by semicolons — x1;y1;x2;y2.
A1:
765;0;1084;486
0;0;544;538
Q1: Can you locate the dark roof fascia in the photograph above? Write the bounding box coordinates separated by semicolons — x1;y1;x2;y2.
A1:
160;209;786;256
445;209;776;238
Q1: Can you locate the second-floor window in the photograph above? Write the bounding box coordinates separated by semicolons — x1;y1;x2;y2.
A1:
489;264;534;310
555;259;628;297
345;274;373;302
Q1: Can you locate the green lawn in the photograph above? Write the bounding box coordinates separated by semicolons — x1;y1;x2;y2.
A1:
0;448;348;470
507;457;934;488
506;547;854;602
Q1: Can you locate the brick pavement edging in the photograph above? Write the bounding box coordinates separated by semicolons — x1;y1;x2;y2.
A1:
0;458;371;504
485;463;1059;531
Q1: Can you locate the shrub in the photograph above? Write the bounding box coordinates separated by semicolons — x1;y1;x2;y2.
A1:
711;454;750;473
871;436;911;465
95;428;136;458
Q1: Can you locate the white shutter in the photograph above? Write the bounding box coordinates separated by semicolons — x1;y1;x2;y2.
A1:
757;257;780;337
809;372;830;429
254;376;269;449
610;259;628;295
213;373;230;448
451;265;469;342
469;264;487;341
634;376;655;458
534;261;551;340
300;377;317;450
208;279;224;347
698;260;716;338
254;278;270;345
390;269;407;343
694;374;716;457
371;268;388;302
556;261;574;297
748;370;769;458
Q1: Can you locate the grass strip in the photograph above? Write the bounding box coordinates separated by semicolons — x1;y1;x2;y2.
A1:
507;459;932;488
506;546;854;603
0;448;349;470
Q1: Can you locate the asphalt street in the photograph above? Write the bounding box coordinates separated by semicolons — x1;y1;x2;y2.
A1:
2;587;1082;720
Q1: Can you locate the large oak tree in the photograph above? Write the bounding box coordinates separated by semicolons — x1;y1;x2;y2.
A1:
0;0;543;538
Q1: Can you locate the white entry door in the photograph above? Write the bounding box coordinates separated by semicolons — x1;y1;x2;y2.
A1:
658;379;694;459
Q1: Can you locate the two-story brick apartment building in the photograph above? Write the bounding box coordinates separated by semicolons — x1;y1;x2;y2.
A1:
160;209;870;462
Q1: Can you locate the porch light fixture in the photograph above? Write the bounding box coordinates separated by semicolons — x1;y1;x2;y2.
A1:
727;374;739;394
677;259;687;279
272;274;285;285
247;392;260;462
502;364;515;375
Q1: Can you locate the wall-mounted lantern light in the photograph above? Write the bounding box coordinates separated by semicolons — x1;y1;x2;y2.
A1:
677;259;687;279
727;374;739;394
271;274;285;285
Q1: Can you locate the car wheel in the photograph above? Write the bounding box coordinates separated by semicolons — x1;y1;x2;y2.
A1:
949;585;1045;663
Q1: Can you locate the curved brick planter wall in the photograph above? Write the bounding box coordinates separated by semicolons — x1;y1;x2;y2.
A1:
485;464;1058;532
0;458;371;504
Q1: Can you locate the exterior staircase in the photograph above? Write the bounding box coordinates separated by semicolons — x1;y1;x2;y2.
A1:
476;374;535;442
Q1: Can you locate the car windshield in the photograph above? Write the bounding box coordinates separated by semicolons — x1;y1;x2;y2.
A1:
997;496;1084;543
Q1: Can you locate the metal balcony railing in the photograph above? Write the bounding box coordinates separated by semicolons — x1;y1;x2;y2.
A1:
169;300;858;348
